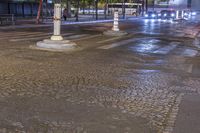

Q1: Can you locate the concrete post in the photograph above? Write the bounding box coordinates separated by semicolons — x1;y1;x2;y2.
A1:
51;3;63;41
176;10;179;19
112;11;119;31
181;10;184;19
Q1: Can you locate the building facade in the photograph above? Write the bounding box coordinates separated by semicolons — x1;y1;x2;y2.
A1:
0;0;52;17
153;0;200;10
191;0;200;10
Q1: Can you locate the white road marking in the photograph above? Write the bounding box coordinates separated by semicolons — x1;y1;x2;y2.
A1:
153;42;180;54
3;33;53;40
98;38;138;49
9;33;73;42
182;49;198;57
98;37;160;49
187;64;193;73
0;32;45;37
64;34;88;40
97;36;122;44
73;34;101;41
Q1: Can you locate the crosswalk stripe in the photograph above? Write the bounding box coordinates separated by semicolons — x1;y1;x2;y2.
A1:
73;34;101;41
1;33;53;40
64;34;88;40
98;37;161;50
0;32;45;37
9;33;73;42
98;38;138;49
181;49;198;57
97;36;122;44
153;42;179;54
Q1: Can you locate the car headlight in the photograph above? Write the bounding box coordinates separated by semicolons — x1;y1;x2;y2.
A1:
171;14;175;17
152;14;156;17
145;14;148;17
192;12;196;15
164;14;167;17
184;13;188;16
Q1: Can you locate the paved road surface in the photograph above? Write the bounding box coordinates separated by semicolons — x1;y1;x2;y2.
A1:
0;19;199;133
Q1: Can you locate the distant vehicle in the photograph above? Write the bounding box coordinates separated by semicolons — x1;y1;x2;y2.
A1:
144;11;157;19
159;10;176;19
108;3;142;15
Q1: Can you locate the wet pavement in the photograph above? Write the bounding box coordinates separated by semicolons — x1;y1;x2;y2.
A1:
0;18;200;133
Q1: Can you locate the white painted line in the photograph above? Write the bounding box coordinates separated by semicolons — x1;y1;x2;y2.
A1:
64;34;88;40
98;37;159;50
182;49;198;57
153;42;179;54
97;36;122;44
73;34;101;41
98;38;138;49
187;64;193;73
0;32;45;37
9;33;73;42
3;33;53;40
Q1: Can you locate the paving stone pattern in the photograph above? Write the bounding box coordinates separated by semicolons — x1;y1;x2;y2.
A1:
0;21;199;133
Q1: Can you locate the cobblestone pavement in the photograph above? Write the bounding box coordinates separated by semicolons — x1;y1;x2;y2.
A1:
0;19;200;133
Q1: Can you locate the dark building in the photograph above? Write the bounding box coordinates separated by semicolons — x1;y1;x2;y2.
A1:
0;0;52;17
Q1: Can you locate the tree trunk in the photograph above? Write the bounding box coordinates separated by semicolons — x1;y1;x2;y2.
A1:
36;0;43;24
76;0;80;22
145;0;148;12
67;0;71;17
83;0;85;15
104;0;108;19
95;0;98;20
122;0;125;19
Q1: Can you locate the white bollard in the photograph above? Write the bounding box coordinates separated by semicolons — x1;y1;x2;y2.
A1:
51;3;63;41
35;3;76;51
176;10;179;19
112;11;119;32
181;10;184;19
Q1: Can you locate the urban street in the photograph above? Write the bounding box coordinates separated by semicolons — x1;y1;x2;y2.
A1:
0;16;200;133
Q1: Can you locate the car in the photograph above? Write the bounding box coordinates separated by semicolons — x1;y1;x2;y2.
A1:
144;11;158;19
159;10;176;20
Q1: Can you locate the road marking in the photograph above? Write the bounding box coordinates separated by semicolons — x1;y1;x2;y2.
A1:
182;49;198;57
98;38;138;49
9;33;73;42
3;33;53;40
187;64;193;73
0;32;45;37
73;34;102;41
153;42;179;54
97;36;122;44
64;34;89;40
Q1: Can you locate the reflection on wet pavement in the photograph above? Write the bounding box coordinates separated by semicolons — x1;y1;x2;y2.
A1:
0;19;200;133
129;39;161;53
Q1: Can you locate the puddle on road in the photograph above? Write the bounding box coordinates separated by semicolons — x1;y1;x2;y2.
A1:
128;38;165;53
133;69;160;74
